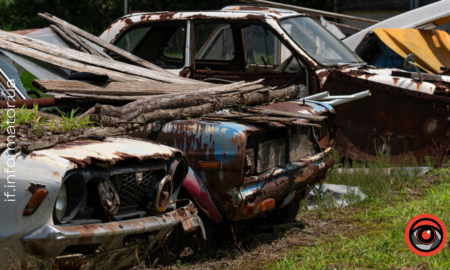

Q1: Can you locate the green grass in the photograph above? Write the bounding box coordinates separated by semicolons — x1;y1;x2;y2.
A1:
270;151;450;270
0;104;94;134
20;71;52;98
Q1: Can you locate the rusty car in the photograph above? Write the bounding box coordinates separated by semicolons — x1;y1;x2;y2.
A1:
98;8;344;252
0;136;205;269
100;7;450;167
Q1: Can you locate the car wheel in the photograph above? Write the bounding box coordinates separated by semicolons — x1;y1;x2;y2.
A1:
187;210;213;259
274;201;300;224
169;210;213;260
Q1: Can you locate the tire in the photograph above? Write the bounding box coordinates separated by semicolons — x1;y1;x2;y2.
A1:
189;210;213;258
171;210;213;260
274;201;300;224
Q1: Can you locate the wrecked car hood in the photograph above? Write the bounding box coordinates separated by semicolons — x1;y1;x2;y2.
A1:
317;66;450;95
0;137;184;235
28;136;184;169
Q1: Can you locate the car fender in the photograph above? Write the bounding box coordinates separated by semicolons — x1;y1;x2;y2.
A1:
182;167;223;223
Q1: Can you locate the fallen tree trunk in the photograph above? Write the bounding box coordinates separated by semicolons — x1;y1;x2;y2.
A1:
90;85;302;126
90;80;262;121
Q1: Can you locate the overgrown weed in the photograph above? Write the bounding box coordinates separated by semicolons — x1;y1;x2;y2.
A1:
0;104;95;134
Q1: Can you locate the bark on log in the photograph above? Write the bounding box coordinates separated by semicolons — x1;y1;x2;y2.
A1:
0;30;195;84
90;85;301;126
38;13;190;79
90;80;261;121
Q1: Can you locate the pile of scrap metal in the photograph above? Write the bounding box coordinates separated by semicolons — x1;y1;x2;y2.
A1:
0;12;356;270
99;5;450;167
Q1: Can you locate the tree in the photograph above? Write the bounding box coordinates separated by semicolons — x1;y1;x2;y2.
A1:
0;0;333;34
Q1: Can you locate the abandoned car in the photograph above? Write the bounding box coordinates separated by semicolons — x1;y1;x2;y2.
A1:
101;8;450;167
0;137;205;269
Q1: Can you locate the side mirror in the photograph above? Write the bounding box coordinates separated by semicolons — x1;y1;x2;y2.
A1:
403;54;423;81
404;54;416;70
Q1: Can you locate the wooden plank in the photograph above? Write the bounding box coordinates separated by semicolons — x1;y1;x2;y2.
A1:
257;137;287;173
239;0;380;24
38;13;188;78
50;24;88;53
56;24;104;57
0;30;197;84
33;80;210;95
0;38;150;82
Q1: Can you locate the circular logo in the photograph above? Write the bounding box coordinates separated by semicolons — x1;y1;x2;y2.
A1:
405;214;447;256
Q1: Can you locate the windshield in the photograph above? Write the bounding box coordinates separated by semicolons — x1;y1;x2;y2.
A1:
279;16;363;66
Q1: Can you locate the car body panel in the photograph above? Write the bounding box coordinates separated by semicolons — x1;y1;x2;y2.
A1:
0;137;203;270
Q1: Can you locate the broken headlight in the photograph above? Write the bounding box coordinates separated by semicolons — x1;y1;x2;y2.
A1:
53;173;86;224
54;184;68;222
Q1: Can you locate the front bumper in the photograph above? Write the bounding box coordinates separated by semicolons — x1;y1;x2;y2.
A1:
21;200;204;269
234;148;334;220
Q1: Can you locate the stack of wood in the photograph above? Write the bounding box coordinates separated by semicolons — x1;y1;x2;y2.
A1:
83;81;326;128
0;15;201;86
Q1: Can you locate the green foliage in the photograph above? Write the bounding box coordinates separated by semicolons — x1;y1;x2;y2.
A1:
54;107;94;132
0;0;333;35
20;71;52;98
0;105;94;133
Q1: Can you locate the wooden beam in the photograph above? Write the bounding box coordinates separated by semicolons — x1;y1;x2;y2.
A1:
38;13;189;79
50;24;88;53
0;38;150;82
0;30;198;84
33;80;210;95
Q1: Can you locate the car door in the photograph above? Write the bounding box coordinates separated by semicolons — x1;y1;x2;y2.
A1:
192;21;308;88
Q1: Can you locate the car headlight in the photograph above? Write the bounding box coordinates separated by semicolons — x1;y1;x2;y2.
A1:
53;173;86;224
55;184;68;222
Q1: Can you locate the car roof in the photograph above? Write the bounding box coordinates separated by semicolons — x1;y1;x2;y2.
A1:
221;5;299;15
122;8;303;22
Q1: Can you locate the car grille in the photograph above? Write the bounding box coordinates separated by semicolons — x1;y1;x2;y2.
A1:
118;171;153;206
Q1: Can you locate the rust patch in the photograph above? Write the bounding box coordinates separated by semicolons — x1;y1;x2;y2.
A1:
51;140;98;150
26;182;46;194
323;70;450;166
61;156;91;168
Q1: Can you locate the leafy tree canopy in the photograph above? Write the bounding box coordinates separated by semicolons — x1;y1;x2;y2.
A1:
0;0;332;35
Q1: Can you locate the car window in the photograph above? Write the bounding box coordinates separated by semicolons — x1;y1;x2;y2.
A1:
195;24;235;61
243;25;304;73
162;26;185;59
115;27;151;53
279;16;363;66
113;23;186;69
243;25;278;65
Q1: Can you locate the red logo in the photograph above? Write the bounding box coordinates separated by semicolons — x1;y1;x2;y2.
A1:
405;214;447;256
